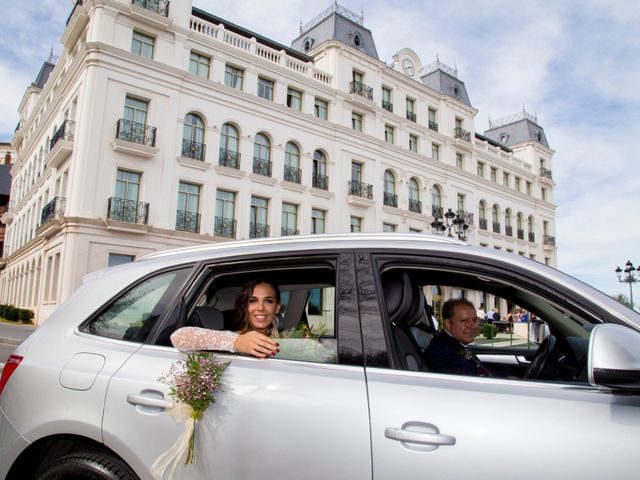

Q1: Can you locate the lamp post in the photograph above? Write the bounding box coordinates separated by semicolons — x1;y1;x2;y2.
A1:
615;260;637;308
431;208;469;240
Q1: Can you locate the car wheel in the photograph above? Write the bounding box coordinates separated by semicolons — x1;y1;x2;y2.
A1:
36;452;139;480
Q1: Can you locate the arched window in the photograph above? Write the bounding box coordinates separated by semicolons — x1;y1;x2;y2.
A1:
253;133;271;176
505;209;512;236
528;216;535;242
431;185;442;217
383;170;397;207
182;113;205;160
478;201;487;230
219;123;239;168
492;204;500;233
312;150;328;190
284;142;301;183
408;177;421;213
517;212;524;239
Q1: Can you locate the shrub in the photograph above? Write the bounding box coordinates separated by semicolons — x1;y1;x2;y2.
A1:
0;304;35;324
481;323;498;339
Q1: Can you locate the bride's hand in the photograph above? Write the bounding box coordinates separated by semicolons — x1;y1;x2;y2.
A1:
233;331;279;358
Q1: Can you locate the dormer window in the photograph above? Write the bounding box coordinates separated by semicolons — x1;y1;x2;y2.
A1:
499;133;509;144
303;37;314;52
353;33;361;47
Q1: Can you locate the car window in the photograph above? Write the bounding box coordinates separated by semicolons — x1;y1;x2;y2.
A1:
81;268;191;342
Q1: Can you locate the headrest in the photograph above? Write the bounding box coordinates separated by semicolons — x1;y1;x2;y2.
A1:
383;271;413;325
191;306;225;330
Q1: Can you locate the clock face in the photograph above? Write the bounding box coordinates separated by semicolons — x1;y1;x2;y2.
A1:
402;58;415;76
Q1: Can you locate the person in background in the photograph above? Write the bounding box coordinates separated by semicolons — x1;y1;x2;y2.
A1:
476;303;486;322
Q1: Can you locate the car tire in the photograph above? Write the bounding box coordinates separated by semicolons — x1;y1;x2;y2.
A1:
36;452;139;480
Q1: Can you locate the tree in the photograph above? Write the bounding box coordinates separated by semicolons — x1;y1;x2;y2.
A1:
611;293;633;309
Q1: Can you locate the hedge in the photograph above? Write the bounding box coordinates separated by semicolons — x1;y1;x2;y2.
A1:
0;304;35;324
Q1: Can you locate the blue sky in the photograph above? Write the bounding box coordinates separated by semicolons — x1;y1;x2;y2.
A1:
1;0;639;305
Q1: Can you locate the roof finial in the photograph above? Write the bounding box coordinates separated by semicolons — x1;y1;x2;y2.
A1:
299;19;303;34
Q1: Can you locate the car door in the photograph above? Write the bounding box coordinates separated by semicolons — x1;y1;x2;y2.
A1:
102;252;372;480
357;251;640;480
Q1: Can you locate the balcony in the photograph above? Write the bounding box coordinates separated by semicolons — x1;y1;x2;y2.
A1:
350;81;373;101
529;232;536;243
253;157;272;177
113;119;158;158
406;111;417;122
432;205;443;218
543;235;556;247
182;139;205;161
40;197;66;225
428;121;438;132
409;199;422;214
131;0;170;17
62;1;89;50
349;180;373;199
454;127;471;143
505;225;513;237
48;120;76;168
517;229;525;240
493;222;501;234
479;218;488;230
456;210;474;226
107;197;149;225
175;210;200;233
219;148;240;169
383;192;398;208
214;216;236;238
382;101;393;112
281;227;299;236
540;167;553;180
249;222;269;239
312;173;328;190
284;165;301;184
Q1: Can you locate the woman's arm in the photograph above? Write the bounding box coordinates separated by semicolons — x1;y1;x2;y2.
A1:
170;327;279;358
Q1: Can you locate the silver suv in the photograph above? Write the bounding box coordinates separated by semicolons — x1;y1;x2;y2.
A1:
1;234;640;480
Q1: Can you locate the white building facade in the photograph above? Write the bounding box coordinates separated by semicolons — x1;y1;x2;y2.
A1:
0;0;556;323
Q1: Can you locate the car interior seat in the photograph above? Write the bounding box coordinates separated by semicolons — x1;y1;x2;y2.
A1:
190;306;226;330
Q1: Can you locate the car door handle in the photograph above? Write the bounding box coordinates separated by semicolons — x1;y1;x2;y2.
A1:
127;393;174;410
385;427;456;446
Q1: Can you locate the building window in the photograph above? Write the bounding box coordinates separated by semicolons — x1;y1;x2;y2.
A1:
253;133;271;177
353;70;363;85
287;87;303;111
124;96;148;125
219;123;240;168
406;97;416;122
505;209;512;236
457;193;465;213
215;190;236;238
281;203;298;236
351;111;364;132
351;161;362;184
131;31;154;59
176;182;200;233
382;87;392;112
490;167;497;182
250;196;269;238
257;76;274;100
314;98;328;119
383;170;397;207
115;169;140;203
409;177;421;213
312;150;328;190
284;142;301;184
541;187;548;201
311;209;326;234
409;134;418;153
189;51;210;78
385;124;394;144
350;216;362;232
526;181;532;196
182;113;205;161
477;161;485;177
492;204;501;233
528;216;535;242
428;108;438;131
432;143;440;161
456;153;464;169
224;65;244;90
479;201;487;230
383;222;396;232
108;253;135;267
111;169;146;224
515;176;521;191
431;185;442;218
503;172;510;187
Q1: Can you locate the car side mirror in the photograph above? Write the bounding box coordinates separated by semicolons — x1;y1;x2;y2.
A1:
588;323;640;391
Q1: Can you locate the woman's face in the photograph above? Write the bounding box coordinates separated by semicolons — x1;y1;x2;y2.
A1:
247;283;280;333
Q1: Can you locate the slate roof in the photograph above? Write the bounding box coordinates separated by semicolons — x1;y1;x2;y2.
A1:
420;68;472;108
32;61;55;89
484;118;550;149
0;164;12;197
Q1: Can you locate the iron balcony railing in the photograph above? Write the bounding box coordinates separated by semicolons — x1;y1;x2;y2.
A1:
214;216;236;238
281;227;299;236
249;222;269;239
107;197;149;224
383;192;398;207
540;167;553;179
350;81;373;101
253;157;272;177
517;229;525;240
312;173;328;190
543;235;556;246
382;100;393;112
479;218;488;230
349;180;373;199
284;165;301;184
456;210;474;226
116;119;156;147
40;197;66;225
529;232;536;243
428;121;438;132
219;148;240;169
493;222;501;234
182;139;205;161
454;127;471;142
175;210;200;233
409;199;422;214
132;0;170;17
406;111;417;122
50;120;76;150
505;225;513;237
432;205;443;218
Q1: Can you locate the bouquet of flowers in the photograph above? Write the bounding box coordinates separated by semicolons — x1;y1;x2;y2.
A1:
274;323;336;363
151;353;228;480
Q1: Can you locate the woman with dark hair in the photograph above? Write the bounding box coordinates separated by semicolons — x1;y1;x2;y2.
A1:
170;279;280;358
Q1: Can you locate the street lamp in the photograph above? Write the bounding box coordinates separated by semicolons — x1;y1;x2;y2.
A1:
615;260;637;308
431;208;469;240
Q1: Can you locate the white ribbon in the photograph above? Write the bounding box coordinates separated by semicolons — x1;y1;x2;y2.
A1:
151;403;196;480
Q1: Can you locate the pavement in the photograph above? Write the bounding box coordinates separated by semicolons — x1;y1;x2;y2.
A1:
0;322;37;370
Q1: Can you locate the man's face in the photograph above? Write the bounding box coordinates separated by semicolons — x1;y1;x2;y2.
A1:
444;305;480;345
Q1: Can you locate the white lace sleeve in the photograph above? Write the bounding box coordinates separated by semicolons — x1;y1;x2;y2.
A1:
170;327;238;353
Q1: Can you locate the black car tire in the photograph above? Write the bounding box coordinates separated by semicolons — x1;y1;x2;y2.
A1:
36;452;139;480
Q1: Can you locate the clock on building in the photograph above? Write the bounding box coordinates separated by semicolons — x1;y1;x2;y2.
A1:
402;58;415;76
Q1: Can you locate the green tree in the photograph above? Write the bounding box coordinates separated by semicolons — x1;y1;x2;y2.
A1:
611;293;633;309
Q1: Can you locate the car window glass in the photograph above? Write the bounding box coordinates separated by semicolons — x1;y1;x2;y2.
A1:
81;268;190;342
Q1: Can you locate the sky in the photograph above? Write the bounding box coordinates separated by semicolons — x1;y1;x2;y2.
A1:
0;0;638;305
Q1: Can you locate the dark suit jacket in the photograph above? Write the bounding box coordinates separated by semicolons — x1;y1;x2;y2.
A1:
423;331;478;376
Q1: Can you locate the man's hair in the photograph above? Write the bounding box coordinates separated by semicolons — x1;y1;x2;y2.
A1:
442;298;476;320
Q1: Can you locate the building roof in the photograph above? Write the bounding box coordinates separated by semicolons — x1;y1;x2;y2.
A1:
420;62;472;108
0;164;12;196
484;112;550;149
32;61;55;89
475;132;512;153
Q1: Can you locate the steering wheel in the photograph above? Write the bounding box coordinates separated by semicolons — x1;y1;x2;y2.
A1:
524;335;557;380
